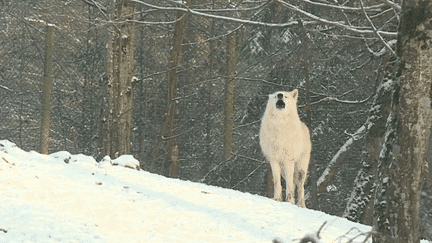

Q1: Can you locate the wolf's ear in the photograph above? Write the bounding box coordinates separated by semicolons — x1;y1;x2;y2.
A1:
291;89;299;100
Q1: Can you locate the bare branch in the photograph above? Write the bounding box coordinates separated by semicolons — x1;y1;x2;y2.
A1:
80;0;107;13
378;0;401;12
359;0;396;56
131;0;302;28
364;39;396;57
300;0;386;12
199;156;236;183
127;11;187;25
311;91;374;105
277;0;397;38
132;0;397;37
315;124;366;192
231;152;267;189
0;84;14;93
317;221;327;238
166;0;270;12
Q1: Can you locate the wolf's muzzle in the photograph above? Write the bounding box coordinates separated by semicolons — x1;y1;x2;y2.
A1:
276;93;285;109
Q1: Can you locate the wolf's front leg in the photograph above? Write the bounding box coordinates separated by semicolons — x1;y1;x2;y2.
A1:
281;160;295;204
271;163;283;201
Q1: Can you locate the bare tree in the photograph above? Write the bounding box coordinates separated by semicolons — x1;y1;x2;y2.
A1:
223;33;237;160
165;4;189;178
103;0;137;158
298;19;317;209
40;25;55;155
373;1;432;242
343;54;392;224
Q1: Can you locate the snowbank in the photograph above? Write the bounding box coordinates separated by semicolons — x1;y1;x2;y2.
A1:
0;140;394;242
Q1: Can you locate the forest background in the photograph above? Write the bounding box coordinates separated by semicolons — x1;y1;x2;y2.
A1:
1;0;431;241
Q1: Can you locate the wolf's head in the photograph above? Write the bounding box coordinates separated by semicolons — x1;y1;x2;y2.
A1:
267;89;299;117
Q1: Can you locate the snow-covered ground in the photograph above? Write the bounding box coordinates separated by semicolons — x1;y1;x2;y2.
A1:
0;139;416;243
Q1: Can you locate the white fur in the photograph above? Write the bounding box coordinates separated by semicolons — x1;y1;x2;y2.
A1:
259;89;311;207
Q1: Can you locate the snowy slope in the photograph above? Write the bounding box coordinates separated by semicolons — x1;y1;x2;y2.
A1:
0;140;398;243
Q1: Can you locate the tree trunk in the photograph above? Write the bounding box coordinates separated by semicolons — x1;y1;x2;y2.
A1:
265;1;284;199
198;18;216;180
298;19;317;209
343;54;392;224
104;0;137;158
165;7;188;178
40;25;55;155
223;33;237;160
373;1;432;242
136;10;149;166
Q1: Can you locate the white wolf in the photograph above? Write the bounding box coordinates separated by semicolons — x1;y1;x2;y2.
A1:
259;89;311;207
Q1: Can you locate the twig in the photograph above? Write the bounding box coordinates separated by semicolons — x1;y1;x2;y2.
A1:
131;0;301;28
277;0;396;38
359;0;396;56
81;0;107;13
165;0;270;12
0;84;14;93
231;152;267;189
310;92;374;105
316;221;327;238
2;157;15;166
90;0;109;17
300;0;385;12
199;155;238;183
379;0;401;12
132;0;396;37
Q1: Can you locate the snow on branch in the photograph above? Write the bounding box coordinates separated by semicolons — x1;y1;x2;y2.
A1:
315;125;367;192
123;0;399;39
167;0;271;12
300;0;386;12
378;0;401;12
334;226;375;242
277;0;396;38
80;0;107;13
359;0;396;56
128;12;187;25
311;92;374;105
0;84;14;93
23;17;59;28
131;0;306;28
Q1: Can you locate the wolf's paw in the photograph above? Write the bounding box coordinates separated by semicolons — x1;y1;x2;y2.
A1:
273;196;282;202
